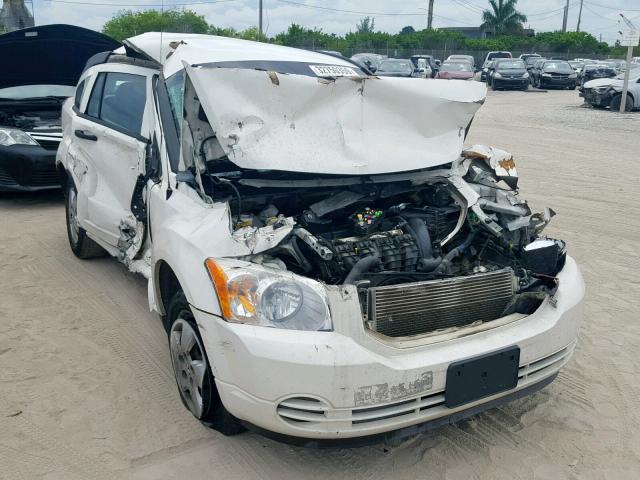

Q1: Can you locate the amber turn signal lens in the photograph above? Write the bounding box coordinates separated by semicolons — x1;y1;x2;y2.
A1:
204;258;231;319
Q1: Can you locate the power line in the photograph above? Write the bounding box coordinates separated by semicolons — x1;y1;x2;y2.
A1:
43;0;237;6
450;0;483;15
584;1;640;12
275;0;426;16
276;0;476;25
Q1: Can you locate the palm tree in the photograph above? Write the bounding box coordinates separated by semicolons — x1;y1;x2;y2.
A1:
482;0;527;36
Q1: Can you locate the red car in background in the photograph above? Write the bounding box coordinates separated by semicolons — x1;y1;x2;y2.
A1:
436;61;475;80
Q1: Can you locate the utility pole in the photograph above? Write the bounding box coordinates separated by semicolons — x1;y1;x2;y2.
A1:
576;0;584;32
619;14;639;113
427;0;434;30
561;0;569;32
259;0;263;37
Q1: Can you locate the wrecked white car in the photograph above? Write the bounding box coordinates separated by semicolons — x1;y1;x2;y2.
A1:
56;33;585;445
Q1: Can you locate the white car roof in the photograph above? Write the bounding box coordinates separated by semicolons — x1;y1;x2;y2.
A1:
124;32;355;77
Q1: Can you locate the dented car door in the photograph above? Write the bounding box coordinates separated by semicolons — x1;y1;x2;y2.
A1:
69;66;154;249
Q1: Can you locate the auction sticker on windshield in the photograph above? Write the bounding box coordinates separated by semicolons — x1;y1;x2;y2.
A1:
309;65;359;77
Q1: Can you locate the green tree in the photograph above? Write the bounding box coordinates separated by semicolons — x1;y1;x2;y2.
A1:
237;26;269;42
102;9;210;41
209;25;239;37
400;26;415;35
356;17;375;34
481;0;527;36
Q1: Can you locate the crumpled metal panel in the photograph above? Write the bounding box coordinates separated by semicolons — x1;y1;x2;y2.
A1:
186;64;487;175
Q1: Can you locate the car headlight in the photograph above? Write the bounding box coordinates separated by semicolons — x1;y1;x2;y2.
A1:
494;72;502;78
523;72;529;78
0;127;39;147
569;73;577;79
205;259;332;331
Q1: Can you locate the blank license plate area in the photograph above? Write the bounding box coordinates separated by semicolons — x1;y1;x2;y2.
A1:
445;346;520;408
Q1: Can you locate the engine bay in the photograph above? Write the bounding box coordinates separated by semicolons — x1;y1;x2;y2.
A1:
197;151;566;321
0;102;62;131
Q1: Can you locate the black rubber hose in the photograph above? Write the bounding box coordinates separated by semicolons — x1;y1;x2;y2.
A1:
434;231;478;275
419;257;443;271
343;254;380;285
407;217;434;259
405;217;443;272
291;236;313;273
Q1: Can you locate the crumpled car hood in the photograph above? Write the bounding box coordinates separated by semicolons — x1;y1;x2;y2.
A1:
0;24;121;89
186;64;487;175
584;78;621;89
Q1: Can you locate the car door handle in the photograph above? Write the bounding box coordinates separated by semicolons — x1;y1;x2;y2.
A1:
75;129;97;141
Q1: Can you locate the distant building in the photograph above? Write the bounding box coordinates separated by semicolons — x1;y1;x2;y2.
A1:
439;26;492;39
0;0;34;33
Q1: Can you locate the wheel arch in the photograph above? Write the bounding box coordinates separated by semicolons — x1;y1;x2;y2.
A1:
155;259;180;320
56;163;71;195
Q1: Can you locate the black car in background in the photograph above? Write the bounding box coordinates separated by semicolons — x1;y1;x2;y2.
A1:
579;64;617;87
375;59;420;77
0;24;120;192
488;59;529;90
532;60;578;89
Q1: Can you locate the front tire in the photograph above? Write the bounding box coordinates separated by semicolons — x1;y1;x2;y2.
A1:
610;94;633;112
491;79;497;91
65;182;105;259
167;291;245;436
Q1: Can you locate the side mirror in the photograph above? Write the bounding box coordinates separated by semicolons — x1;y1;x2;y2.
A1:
369;66;377;73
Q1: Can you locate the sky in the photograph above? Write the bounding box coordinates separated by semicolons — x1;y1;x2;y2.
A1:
28;0;640;45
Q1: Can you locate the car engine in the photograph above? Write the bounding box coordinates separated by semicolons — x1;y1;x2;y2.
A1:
216;153;565;298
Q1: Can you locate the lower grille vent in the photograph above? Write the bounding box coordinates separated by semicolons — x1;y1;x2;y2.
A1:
367;268;515;338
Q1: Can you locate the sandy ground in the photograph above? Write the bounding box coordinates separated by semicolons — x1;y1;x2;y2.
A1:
1;89;640;480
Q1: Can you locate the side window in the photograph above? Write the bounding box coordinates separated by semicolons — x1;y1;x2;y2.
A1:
74;79;86;109
84;72;147;136
86;73;106;118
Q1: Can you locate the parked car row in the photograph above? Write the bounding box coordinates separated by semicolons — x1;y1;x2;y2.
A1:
350;52;479;81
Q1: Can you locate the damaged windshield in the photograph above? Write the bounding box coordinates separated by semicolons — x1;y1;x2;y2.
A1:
165;70;185;132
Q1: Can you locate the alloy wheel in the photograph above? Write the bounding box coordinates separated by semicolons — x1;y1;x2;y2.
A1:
67;187;79;245
170;316;207;418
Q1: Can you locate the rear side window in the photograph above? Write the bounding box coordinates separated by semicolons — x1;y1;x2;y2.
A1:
86;73;106;118
84;72;147;136
74;79;86;109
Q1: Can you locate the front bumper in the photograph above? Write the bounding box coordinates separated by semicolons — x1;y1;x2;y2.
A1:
0;144;60;192
582;89;612;107
539;76;576;88
493;77;529;89
196;256;585;440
